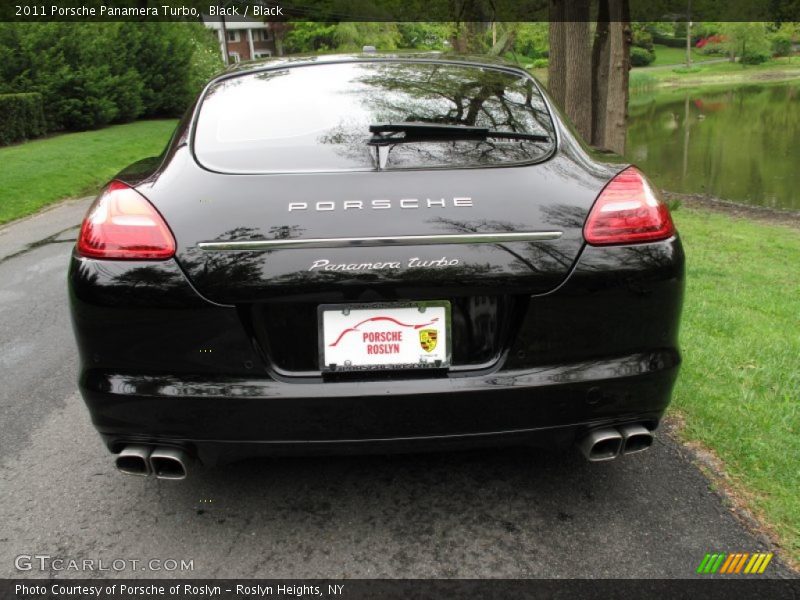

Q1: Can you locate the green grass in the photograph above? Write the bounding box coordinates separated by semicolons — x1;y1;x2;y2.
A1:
645;56;800;87
647;43;705;67
533;56;800;92
0;119;177;224
671;207;800;564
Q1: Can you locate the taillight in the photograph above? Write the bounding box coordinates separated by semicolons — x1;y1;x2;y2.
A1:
77;181;176;260
584;167;675;246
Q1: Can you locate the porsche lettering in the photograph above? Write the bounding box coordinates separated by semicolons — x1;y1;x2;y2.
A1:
288;198;473;212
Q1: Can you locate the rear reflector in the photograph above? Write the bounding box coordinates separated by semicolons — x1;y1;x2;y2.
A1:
77;181;176;260
584;167;675;246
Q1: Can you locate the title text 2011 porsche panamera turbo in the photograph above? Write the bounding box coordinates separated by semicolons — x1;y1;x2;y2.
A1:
68;55;684;479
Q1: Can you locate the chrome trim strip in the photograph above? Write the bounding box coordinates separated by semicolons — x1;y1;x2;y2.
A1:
197;232;563;251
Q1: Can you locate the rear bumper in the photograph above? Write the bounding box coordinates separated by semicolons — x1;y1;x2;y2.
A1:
83;348;678;463
70;237;684;463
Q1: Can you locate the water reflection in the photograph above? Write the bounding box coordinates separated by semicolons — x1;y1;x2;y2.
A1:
626;82;800;209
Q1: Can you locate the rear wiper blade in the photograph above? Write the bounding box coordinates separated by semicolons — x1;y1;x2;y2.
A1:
368;122;549;146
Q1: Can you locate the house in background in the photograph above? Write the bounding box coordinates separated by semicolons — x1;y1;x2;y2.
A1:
203;16;276;63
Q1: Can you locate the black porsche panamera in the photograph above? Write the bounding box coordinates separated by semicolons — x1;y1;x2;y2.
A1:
68;54;684;479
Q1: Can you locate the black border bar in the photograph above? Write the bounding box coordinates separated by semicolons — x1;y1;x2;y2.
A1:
5;579;800;600
2;0;800;22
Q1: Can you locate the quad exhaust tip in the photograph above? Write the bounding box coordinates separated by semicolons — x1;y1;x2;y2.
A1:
114;445;152;476
619;423;654;454
578;428;623;462
115;445;190;480
578;424;655;462
149;447;189;480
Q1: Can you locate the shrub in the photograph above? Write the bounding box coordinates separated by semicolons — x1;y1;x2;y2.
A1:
630;46;655;66
652;33;689;48
118;23;220;119
696;34;727;55
699;42;727;55
397;23;450;49
284;22;338;53
0;92;46;145
632;28;654;52
741;49;771;65
512;23;548;58
0;22;222;133
530;58;549;69
770;32;793;57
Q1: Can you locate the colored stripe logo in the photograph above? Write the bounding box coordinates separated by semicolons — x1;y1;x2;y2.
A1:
696;552;773;574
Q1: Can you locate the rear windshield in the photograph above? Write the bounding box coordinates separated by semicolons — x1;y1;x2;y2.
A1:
193;61;555;174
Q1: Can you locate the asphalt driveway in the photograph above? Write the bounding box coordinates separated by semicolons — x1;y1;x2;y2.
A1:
0;199;793;579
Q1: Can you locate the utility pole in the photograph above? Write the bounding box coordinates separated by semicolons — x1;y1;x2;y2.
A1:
685;0;692;67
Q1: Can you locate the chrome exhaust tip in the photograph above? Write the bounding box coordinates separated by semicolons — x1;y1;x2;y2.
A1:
619;423;654;455
115;445;152;476
578;428;623;462
149;447;190;480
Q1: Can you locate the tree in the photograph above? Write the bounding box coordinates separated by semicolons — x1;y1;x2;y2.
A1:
283;22;338;53
721;22;770;64
396;23;451;50
451;21;490;53
547;4;566;115
333;22;402;51
549;0;631;154
601;2;631;154
547;0;593;144
488;23;521;56
270;22;292;56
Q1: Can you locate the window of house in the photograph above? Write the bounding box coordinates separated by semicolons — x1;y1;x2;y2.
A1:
255;29;271;42
227;52;240;63
226;30;240;43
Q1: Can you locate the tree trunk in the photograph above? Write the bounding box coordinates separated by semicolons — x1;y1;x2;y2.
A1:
271;23;289;57
602;0;631;154
563;0;592;141
591;0;610;146
550;0;631;153
489;24;519;56
547;1;566;108
451;22;488;54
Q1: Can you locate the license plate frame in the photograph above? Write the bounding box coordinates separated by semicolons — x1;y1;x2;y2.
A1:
318;301;452;373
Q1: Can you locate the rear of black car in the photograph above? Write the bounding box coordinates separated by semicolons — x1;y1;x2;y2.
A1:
68;56;683;476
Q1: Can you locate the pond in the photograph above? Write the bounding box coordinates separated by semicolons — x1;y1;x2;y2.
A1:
626;81;800;210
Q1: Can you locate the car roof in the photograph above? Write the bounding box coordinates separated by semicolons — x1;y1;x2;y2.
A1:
214;52;530;82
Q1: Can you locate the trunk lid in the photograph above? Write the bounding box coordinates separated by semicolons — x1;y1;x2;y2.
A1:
139;147;611;305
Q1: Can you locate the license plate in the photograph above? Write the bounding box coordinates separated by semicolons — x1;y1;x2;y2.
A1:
319;302;451;372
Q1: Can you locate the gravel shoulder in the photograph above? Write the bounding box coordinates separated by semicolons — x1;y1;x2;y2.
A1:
663;190;800;231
